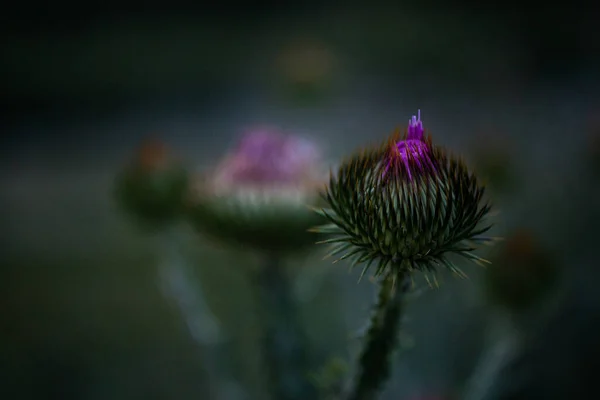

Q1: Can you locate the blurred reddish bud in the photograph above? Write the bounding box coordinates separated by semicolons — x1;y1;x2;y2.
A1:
135;138;171;172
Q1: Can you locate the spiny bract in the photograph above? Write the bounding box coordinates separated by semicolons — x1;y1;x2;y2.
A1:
311;111;493;281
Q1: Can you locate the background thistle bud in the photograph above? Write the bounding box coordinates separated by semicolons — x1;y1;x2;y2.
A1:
188;127;326;254
275;38;336;106
482;229;559;312
115;138;189;229
466;130;519;196
313;110;493;280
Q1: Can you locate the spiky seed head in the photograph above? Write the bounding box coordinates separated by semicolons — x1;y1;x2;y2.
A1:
187;127;327;253
483;229;558;312
312;110;494;280
115;138;189;230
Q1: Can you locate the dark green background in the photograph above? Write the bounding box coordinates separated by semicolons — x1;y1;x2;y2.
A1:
2;5;599;400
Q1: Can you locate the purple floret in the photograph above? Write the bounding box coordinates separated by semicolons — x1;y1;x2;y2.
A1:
216;128;321;186
383;110;434;181
406;109;424;140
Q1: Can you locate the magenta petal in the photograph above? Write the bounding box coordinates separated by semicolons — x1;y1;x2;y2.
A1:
217;129;321;185
407;109;424;140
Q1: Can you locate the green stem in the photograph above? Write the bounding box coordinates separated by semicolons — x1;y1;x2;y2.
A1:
462;290;564;400
256;254;316;400
461;314;522;400
346;272;410;400
158;229;245;400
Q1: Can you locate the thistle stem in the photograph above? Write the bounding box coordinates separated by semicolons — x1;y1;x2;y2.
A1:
462;293;563;400
158;230;221;346
255;254;316;400
461;314;522;400
157;229;245;400
345;272;410;400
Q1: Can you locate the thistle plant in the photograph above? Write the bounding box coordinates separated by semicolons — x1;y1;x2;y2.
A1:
483;229;558;314
188;128;327;400
466;132;519;197
311;111;494;400
188;127;326;254
276;39;335;106
463;230;561;400
114;139;241;400
115;139;188;230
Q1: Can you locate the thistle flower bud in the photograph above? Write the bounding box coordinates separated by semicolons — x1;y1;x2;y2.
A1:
312;111;493;280
483;229;558;312
188;128;326;253
276;39;335;105
115;139;189;229
467;130;518;195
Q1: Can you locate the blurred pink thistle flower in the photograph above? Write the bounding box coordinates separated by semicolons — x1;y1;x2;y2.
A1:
212;127;324;191
187;127;327;253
